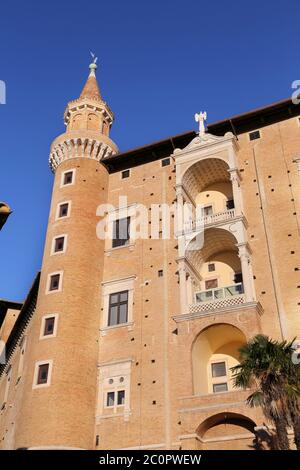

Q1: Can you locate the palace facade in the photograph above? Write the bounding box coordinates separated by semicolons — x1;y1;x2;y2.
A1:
1;63;300;450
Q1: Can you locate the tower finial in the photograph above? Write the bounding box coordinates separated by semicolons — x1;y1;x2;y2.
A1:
89;51;98;77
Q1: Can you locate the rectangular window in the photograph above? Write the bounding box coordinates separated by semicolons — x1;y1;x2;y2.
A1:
203;205;213;216
249;130;260;141
44;317;55;336
213;383;228;393
158;270;163;277
37;363;49;385
108;291;128;326
49;274;60;291
208;263;215;272
205;279;218;290
58;203;69;218
54;236;65;253
63;171;73;185
211;361;227;378
121;169;130;179
226;199;235;210
117;390;125;406
112;217;130;248
161;158;170;167
106;391;115;407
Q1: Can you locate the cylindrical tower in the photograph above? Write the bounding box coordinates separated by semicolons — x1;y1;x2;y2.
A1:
15;62;117;449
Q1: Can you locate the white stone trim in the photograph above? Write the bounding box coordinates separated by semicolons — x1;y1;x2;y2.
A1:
50;234;68;256
55;200;72;221
60;168;76;188
39;314;59;340
97;359;132;421
32;359;53;389
45;271;64;295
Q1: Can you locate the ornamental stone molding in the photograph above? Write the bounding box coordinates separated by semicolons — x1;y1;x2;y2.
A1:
49;132;117;173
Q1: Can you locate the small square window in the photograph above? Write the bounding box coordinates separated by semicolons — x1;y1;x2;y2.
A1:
117;390;125;406
106;391;115;407
208;263;215;272
58;203;69;218
63;171;73;185
161;158;170;167
213;383;228;393
203;205;213;216
211;361;227;378
44;317;55;336
121;169;130;179
249;130;260;141
205;279;218;290
37;364;49;385
158;270;163;277
54;236;65;253
49;274;60;291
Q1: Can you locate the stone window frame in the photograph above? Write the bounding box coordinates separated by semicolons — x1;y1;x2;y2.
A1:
32;360;53;390
45;271;64;295
208;358;230;394
55;200;72;221
97;359;133;421
104;204;138;252
100;276;136;332
39;313;59;340
60;168;76;188
50;234;68;256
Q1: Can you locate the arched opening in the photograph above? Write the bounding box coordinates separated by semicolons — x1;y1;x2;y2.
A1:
87;113;99;131
192;323;246;395
182;158;233;214
71;113;83;130
196;412;257;450
186;228;244;306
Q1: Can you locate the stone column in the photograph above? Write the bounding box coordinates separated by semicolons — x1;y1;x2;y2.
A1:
229;168;243;216
178;260;188;313
238;243;254;302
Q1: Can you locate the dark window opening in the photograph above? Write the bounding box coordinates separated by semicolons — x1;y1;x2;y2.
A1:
106;391;115;407
108;290;128;326
63;171;73;185
117;390;125;405
49;274;60;291
226;199;235;210
112;217;130;248
121;169;130;179
211;361;227;378
37;363;49;385
44;317;55;336
208;263;215;272
249;130;260;141
59;203;69;218
54;237;65;252
213;383;228;393
161;158;170;167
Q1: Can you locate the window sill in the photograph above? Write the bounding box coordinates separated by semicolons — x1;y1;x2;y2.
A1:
105;243;135;256
96;410;131;423
100;322;134;336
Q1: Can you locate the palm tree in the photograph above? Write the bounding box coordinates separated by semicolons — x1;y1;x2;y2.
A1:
231;334;300;450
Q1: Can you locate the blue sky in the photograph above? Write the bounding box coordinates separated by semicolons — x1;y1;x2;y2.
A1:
0;0;299;300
